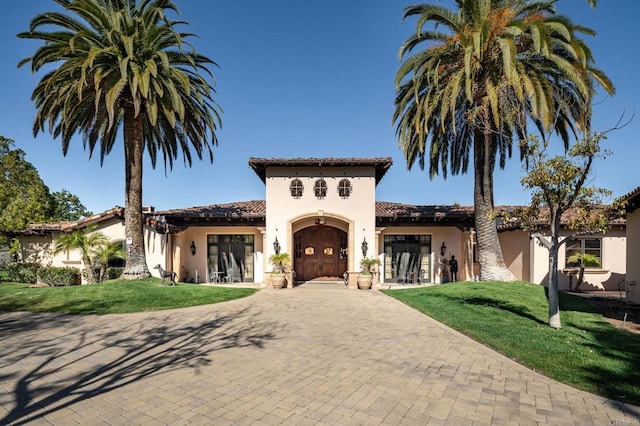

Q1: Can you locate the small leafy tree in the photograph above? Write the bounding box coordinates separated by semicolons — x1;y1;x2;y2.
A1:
566;252;601;291
52;225;108;284
506;133;621;328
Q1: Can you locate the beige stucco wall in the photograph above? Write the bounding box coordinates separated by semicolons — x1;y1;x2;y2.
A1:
264;166;376;274
528;227;626;291
19;235;54;266
626;209;640;303
144;227;169;278
499;230;532;282
18;218;127;283
168;226;264;283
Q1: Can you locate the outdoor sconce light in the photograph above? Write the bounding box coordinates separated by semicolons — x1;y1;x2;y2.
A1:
440;241;447;256
190;241;196;256
273;236;281;255
361;237;368;258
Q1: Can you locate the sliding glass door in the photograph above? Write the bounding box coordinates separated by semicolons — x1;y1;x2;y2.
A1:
383;235;431;284
207;235;254;282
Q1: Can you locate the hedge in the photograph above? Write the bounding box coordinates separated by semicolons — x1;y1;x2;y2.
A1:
5;262;40;284
38;266;81;286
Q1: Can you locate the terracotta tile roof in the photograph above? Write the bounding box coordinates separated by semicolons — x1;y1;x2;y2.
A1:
14;201;625;236
495;205;625;231
17;207;125;235
620;186;640;213
154;201;266;218
248;157;393;184
375;201;475;219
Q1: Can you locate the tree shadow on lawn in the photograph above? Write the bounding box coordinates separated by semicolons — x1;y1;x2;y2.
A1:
446;294;547;326
535;291;640;408
555;292;640;408
569;319;640;409
435;290;640;408
0;306;281;425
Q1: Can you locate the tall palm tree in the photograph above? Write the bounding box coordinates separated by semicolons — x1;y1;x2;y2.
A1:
18;0;222;279
53;225;108;283
393;0;613;281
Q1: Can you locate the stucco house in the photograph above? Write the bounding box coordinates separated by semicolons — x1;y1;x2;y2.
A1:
622;186;640;303
14;157;627;290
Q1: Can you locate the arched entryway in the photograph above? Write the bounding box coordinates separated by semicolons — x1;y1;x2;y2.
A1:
294;226;347;281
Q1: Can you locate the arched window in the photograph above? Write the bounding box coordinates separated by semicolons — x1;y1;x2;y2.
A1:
290;179;303;198
314;179;327;198
338;179;352;198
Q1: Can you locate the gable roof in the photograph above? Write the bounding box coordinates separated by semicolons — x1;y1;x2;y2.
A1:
248;157;393;184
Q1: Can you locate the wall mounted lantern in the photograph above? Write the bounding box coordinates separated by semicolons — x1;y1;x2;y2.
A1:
273;236;281;255
440;241;447;256
361;237;368;258
190;241;196;256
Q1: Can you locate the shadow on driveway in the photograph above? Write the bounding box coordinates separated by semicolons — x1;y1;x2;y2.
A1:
0;307;280;425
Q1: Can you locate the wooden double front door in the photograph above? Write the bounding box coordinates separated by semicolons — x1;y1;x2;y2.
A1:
294;226;347;281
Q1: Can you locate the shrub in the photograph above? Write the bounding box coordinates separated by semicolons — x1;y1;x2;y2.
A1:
5;262;40;284
37;266;81;286
106;267;124;280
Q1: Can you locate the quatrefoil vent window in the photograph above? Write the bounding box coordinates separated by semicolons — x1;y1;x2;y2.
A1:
338;179;352;198
290;179;303;199
314;179;327;198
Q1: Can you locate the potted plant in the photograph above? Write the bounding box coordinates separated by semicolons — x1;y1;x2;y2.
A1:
269;252;291;289
358;257;380;290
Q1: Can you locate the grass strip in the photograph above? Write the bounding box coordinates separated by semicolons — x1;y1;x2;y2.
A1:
0;278;257;314
383;281;640;405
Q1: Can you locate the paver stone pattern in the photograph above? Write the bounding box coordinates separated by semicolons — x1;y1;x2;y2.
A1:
1;286;638;425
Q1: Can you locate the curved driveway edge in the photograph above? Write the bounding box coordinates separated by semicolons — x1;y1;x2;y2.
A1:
0;287;638;425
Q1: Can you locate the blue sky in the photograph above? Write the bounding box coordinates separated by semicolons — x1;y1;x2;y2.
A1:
0;0;638;214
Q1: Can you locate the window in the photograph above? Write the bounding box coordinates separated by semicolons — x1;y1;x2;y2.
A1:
565;238;602;268
338;179;352;198
290;179;303;198
383;235;431;284
207;234;255;282
314;179;327;198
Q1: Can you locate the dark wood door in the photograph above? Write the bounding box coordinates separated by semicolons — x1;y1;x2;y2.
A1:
294;226;347;281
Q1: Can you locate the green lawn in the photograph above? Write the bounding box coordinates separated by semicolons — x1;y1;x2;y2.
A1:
384;281;640;406
0;278;257;314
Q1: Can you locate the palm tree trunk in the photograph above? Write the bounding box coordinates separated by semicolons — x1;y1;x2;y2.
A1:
473;133;516;282
122;106;150;279
82;255;95;284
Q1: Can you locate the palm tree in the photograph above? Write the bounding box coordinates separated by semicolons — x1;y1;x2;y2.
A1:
18;0;222;279
394;0;613;281
53;225;108;283
94;241;126;282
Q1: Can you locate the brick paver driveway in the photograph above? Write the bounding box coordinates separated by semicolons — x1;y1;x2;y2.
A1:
1;286;638;425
